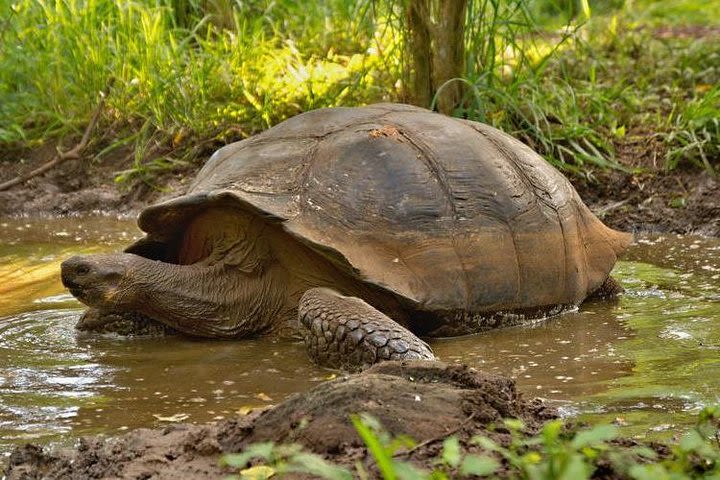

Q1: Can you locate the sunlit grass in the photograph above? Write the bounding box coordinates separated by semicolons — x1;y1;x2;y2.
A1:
0;0;394;180
631;0;720;26
0;0;717;178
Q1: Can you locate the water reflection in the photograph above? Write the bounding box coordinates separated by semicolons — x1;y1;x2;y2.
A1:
432;304;635;400
0;218;719;452
68;323;328;434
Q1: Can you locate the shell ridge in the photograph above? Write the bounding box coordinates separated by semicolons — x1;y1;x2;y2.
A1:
505;223;522;305
573;199;591;295
556;205;569;300
297;137;323;209
390;126;458;218
466;122;564;215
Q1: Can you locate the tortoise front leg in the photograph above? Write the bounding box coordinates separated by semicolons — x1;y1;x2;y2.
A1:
299;288;435;371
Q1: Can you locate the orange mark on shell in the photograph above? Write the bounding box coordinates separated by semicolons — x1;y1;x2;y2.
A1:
369;125;402;139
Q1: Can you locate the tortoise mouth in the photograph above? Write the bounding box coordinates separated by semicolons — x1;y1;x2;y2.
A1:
61;273;85;298
61;276;100;306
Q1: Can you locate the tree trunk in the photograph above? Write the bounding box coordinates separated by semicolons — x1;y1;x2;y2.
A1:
405;0;467;114
406;0;433;108
432;0;467;114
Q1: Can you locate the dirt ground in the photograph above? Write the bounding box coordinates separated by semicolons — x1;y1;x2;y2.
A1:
4;361;559;479
574;168;720;237
574;129;720;237
0;142;184;217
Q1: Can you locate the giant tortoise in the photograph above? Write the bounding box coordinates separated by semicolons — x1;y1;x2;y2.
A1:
61;103;631;370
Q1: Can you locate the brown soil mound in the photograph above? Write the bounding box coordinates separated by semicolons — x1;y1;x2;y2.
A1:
576;170;720;237
3;361;556;479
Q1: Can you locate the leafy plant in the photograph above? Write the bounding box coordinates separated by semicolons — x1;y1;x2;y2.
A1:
665;85;719;175
629;405;720;479
223;406;720;480
474;418;622;480
221;441;353;480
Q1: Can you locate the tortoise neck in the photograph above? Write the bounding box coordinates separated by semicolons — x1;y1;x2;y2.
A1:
125;255;288;338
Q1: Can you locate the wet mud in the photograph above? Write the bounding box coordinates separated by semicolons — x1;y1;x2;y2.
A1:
4;361;557;479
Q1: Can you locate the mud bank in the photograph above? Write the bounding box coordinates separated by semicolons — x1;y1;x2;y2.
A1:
575;169;720;237
4;361;557;479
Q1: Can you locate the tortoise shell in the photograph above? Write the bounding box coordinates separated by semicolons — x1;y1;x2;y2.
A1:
129;103;630;317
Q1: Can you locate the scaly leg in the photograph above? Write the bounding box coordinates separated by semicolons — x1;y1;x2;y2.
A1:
299;288;435;371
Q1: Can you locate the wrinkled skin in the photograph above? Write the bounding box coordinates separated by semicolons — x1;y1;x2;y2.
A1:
61;252;286;338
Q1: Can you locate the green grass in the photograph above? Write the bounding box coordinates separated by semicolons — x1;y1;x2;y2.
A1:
0;0;718;180
630;0;720;26
0;0;393;180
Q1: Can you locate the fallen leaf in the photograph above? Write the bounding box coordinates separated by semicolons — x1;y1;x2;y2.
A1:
236;406;254;415
239;465;275;479
255;393;273;402
153;413;189;422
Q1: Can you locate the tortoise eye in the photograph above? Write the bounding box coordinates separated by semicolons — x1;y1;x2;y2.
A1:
76;265;90;276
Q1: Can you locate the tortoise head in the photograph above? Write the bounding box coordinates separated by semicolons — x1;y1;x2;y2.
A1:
61;253;143;310
60;204;292;338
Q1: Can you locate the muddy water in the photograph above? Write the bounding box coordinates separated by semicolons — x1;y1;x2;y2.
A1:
1;218;719;455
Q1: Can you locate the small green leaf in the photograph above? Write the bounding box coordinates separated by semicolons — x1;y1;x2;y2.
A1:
459;455;499;476
392;460;428;480
442;436;461;468
628;464;670;480
222;442;275;468
631;446;658;460
289;452;353;480
471;436;500;451
239;465;275;480
542;420;564;445
558;453;591;480
679;430;705;452
504;418;525;432
571;425;618;449
522;451;542;465
669;197;686;209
